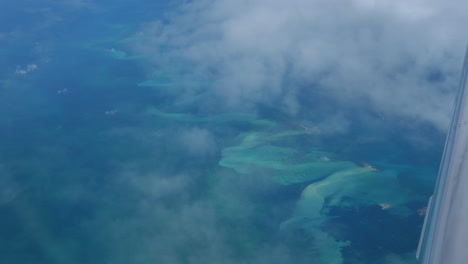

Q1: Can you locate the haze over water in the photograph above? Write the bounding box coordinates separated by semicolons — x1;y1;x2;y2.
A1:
0;1;467;263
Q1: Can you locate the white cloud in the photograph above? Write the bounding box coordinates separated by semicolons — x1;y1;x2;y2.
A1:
15;69;28;75
26;64;38;71
15;64;38;75
133;0;468;131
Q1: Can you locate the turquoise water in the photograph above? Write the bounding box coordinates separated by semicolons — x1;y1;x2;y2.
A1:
0;1;457;263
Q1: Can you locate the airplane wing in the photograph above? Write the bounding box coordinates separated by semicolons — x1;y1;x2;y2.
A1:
417;46;468;263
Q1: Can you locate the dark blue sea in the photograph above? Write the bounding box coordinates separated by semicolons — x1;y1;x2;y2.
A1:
0;1;462;263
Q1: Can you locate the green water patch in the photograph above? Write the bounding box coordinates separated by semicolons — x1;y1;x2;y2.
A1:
218;126;426;263
281;216;351;264
274;161;357;185
281;165;424;263
147;107;276;128
296;166;420;218
138;79;200;87
104;48;143;60
224;130;307;151
220;145;297;174
220;144;356;185
173;92;211;107
76;26;144;62
219;130;355;185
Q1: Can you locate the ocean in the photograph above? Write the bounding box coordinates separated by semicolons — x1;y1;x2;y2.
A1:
0;1;458;263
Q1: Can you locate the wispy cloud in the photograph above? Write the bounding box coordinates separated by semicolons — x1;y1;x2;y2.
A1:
15;64;38;75
178;127;217;156
133;0;468;131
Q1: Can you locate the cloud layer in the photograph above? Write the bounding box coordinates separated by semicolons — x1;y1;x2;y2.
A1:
134;0;468;131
